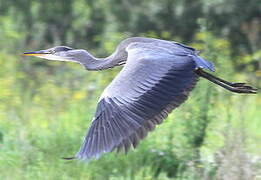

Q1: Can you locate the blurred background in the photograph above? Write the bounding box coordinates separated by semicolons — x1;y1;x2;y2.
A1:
0;0;260;179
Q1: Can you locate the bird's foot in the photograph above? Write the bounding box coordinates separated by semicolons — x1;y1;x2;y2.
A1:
230;83;258;94
230;83;246;87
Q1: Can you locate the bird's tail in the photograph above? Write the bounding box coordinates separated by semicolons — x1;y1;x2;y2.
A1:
190;54;215;72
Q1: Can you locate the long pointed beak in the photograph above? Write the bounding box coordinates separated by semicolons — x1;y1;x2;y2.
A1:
23;50;70;61
23;50;50;56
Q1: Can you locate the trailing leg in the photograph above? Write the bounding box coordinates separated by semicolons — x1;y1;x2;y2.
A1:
195;69;257;94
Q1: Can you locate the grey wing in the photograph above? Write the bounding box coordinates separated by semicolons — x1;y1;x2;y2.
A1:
76;44;199;160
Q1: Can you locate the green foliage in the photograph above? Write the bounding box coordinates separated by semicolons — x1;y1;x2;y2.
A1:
1;0;260;62
0;31;260;179
0;0;260;179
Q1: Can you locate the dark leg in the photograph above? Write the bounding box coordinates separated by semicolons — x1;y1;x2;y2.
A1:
195;68;258;94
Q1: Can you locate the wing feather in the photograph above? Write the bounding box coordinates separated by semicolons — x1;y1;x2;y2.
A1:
76;44;200;160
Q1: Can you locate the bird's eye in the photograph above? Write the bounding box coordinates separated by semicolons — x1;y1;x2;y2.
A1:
49;50;55;54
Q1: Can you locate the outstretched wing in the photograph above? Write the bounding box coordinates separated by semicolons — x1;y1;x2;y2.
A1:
76;43;199;160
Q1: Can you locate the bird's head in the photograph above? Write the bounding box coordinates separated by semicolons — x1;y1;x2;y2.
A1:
23;46;90;63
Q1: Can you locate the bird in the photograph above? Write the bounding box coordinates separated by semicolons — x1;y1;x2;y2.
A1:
23;37;257;161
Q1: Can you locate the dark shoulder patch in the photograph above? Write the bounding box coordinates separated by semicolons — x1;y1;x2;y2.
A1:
174;42;195;51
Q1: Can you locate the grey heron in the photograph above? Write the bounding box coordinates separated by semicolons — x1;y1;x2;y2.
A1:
23;37;257;161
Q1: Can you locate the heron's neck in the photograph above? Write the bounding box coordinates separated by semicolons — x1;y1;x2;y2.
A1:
79;50;126;71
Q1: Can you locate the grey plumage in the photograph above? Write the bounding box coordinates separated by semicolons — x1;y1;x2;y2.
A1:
76;42;199;160
23;37;257;161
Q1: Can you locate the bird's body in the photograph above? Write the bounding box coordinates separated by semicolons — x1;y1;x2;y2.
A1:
78;38;200;159
23;37;257;161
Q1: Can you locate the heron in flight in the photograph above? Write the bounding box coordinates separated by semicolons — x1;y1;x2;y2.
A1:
23;37;257;161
